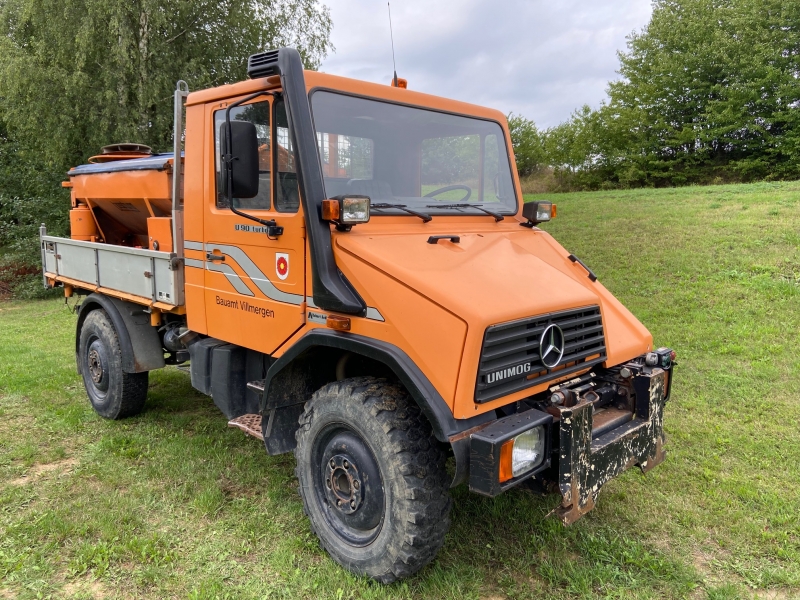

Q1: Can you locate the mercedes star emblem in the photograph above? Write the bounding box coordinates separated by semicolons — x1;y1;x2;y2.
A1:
539;324;565;368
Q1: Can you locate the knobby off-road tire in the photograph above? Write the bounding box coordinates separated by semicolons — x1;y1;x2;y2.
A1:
78;309;148;419
294;377;452;582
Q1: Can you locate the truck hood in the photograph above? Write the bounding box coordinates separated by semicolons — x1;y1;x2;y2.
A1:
338;228;598;325
335;225;652;370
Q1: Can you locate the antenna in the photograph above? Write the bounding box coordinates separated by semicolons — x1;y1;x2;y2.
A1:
388;2;398;87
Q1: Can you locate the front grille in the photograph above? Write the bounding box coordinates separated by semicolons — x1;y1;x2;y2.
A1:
475;306;607;403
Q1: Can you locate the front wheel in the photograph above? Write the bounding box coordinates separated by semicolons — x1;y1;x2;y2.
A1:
78;309;148;419
294;377;451;582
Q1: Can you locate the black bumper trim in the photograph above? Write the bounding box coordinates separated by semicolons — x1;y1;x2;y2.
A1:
468;408;553;497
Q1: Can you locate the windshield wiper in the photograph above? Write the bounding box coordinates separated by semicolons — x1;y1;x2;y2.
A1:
371;203;432;223
425;203;505;222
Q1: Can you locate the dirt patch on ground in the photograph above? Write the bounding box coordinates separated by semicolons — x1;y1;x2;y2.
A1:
692;550;715;577
8;457;79;486
755;591;793;599
62;578;109;599
218;473;261;499
0;413;36;437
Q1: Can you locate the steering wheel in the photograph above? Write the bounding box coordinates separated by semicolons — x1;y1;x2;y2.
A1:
424;184;472;203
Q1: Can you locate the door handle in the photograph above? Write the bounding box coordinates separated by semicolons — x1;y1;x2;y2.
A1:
206;252;225;262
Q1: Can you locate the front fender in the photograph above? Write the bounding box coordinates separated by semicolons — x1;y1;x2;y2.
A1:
260;329;495;486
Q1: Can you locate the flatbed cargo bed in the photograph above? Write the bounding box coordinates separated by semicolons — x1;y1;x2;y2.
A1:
40;226;183;309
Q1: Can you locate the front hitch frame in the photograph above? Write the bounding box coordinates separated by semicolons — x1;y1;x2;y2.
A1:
555;368;668;525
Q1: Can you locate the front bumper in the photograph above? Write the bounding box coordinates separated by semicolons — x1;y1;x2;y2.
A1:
467;365;670;525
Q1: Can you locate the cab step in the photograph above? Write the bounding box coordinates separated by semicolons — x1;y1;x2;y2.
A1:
227;413;263;441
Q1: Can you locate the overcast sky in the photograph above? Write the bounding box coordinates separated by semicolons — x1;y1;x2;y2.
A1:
319;0;652;128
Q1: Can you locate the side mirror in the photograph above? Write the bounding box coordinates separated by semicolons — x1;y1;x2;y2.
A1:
220;120;259;199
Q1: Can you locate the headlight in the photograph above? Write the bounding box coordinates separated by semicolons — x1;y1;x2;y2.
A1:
321;195;371;227
521;200;557;226
511;427;545;477
340;196;370;223
499;425;546;482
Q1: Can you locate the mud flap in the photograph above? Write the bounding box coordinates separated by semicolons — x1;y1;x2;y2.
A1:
556;368;667;525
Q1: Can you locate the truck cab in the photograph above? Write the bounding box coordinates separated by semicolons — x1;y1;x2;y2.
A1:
41;48;675;582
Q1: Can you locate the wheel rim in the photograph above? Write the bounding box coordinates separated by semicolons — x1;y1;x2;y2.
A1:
85;336;110;398
311;423;385;547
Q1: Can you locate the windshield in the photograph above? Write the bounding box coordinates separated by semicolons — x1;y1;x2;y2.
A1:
310;91;518;215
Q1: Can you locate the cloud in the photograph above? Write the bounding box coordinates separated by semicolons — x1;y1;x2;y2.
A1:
320;0;652;127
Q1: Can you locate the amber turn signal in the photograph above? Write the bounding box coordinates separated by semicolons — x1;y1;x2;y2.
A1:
326;314;351;331
498;439;515;483
322;199;340;221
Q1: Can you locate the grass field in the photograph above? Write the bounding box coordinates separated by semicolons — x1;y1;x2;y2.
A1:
2;181;800;599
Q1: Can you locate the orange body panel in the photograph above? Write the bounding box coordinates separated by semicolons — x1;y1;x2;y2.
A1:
332;251;468;403
329;219;651;418
147;217;173;252
199;97;306;355
183;103;208;335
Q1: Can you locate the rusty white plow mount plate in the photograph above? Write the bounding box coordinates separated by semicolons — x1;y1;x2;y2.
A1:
555;368;667;525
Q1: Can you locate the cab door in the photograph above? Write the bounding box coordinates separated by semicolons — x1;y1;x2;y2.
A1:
202;94;306;354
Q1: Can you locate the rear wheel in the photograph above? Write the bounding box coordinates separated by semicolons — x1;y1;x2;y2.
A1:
78;309;148;419
294;377;451;583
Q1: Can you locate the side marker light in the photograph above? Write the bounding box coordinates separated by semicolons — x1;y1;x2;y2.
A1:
326;315;351;331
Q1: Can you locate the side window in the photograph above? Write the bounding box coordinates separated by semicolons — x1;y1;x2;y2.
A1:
214;100;271;209
274;99;299;213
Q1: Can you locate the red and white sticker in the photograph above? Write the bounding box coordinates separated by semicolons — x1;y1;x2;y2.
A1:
276;253;289;280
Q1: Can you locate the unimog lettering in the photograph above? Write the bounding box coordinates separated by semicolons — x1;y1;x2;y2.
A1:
486;362;531;383
40;46;675;585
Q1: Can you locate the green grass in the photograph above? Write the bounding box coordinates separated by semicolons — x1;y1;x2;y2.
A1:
2;180;799;599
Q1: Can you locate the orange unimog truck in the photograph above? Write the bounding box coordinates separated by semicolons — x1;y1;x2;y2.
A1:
40;48;676;582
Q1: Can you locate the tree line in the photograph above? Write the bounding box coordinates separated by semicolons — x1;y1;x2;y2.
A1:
0;0;332;296
1;0;797;296
510;0;800;191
